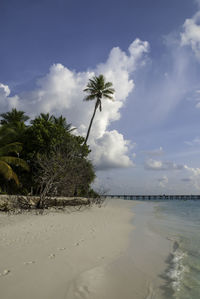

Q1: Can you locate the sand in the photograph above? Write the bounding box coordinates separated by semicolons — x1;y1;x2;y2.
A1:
0;199;172;299
0;199;134;299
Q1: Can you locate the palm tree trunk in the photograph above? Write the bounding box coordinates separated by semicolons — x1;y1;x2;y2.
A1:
84;101;98;145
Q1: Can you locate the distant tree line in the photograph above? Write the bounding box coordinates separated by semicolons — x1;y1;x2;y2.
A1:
0;109;97;198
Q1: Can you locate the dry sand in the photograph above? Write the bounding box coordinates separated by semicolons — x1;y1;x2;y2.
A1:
0;199;172;299
0;199;134;299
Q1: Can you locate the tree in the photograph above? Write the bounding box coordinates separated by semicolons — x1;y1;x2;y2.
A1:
0;108;29;126
0;113;30;193
21;113;90;195
35;138;95;207
83;74;115;145
24;113;77;156
0;110;96;198
0;141;29;188
36;146;94;196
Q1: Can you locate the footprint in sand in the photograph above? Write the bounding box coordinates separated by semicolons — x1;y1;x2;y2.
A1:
75;239;84;247
0;269;10;276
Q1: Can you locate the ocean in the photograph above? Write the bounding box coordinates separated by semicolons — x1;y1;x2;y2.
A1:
151;200;200;299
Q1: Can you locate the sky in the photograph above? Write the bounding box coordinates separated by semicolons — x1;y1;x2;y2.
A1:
1;0;200;194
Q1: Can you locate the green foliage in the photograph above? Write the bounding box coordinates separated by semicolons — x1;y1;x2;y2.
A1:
0;109;96;198
0;135;29;190
24;113;78;155
0;108;29;126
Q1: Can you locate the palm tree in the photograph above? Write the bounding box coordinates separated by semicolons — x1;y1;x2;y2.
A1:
83;74;115;145
53;115;76;133
0;142;29;186
0;108;29;126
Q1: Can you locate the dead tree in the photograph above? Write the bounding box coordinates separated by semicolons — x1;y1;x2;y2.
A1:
35;145;95;208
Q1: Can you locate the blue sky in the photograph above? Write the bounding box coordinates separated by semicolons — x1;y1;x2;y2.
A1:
1;0;200;194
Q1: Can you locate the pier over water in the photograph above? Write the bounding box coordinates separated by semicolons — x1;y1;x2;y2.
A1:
104;195;200;200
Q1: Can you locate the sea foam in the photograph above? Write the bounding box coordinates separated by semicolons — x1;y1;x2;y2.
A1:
166;241;187;293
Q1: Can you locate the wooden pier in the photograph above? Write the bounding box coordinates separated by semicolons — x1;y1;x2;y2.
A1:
103;195;200;200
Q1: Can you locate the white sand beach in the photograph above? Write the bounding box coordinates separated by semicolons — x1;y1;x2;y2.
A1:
0;199;172;299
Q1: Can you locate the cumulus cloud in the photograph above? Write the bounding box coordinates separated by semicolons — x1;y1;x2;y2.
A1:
90;130;134;170
145;159;183;171
0;83;19;111
181;11;200;59
96;39;149;102
0;39;149;170
158;175;168;187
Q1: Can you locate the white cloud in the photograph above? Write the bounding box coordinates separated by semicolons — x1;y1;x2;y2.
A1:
158;175;168;187
0;83;19;111
0;39;149;170
90;130;134;170
145;159;183;171
145;159;163;170
181;11;200;59
96;39;149;102
184;165;200;190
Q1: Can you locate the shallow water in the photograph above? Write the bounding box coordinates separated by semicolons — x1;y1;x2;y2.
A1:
66;199;200;299
152;200;200;299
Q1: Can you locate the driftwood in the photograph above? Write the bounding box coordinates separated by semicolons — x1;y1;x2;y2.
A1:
0;195;92;212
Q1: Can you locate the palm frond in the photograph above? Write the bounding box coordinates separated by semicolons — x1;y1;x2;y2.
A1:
103;94;114;100
11;171;20;185
103;90;115;96
0;108;29;125
104;82;113;89
0;161;15;181
84;94;97;101
0;142;23;156
103;88;115;93
0;156;29;171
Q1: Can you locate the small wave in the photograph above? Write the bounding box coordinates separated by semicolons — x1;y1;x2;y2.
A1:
166;241;187;293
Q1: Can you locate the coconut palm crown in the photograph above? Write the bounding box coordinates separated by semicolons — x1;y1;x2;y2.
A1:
0;108;29;126
83;74;115;145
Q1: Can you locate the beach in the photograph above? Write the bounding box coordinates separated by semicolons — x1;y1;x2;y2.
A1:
0;199;181;299
0;199;135;299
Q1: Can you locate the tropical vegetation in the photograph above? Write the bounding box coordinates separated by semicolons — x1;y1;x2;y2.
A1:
83;74;115;145
0;75;114;202
0;109;96;198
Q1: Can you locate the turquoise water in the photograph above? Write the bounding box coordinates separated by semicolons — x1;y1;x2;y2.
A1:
153;200;200;299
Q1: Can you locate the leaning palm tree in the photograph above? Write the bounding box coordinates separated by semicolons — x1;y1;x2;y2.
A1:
0;142;29;186
83;74;115;145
